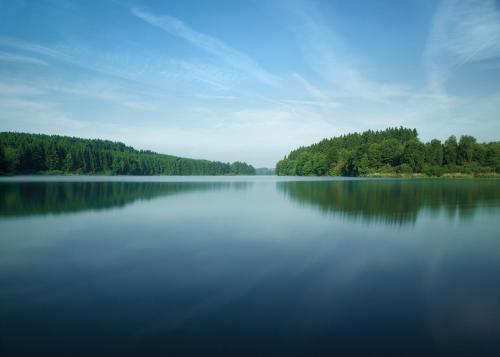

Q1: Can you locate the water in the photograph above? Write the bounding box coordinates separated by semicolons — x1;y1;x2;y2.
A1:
1;176;500;356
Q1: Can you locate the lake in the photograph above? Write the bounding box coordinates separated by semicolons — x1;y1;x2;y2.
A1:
1;176;500;356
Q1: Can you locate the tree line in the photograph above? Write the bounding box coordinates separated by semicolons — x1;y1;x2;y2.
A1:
255;167;276;175
276;127;500;176
0;132;255;176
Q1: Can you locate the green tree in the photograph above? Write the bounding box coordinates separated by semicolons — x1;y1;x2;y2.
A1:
295;152;314;176
2;147;19;174
444;135;458;165
63;153;74;172
312;153;328;175
425;139;443;166
457;135;476;165
402;139;426;172
356;153;370;175
45;145;59;171
367;143;382;168
380;139;403;166
0;140;5;174
484;143;500;172
0;132;255;176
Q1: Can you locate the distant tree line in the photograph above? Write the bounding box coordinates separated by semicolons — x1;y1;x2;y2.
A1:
255;167;276;175
276;127;500;176
0;132;255;176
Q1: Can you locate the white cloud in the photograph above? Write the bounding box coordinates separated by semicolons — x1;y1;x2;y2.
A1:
423;0;500;93
1;1;499;167
0;79;46;96
196;94;236;100
0;36;143;82
271;0;500;145
158;60;241;90
0;36;73;62
0;51;48;66
131;8;279;86
288;4;411;104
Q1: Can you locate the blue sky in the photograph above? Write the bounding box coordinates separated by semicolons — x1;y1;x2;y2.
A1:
0;0;499;167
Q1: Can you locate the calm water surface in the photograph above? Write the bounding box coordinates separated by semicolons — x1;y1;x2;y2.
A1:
1;176;500;356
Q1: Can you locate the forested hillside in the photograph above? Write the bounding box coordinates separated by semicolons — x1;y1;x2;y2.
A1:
0;132;255;176
276;127;500;177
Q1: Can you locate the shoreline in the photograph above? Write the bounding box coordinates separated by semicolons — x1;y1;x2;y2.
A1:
362;172;500;179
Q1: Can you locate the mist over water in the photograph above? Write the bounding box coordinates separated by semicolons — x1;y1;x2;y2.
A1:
1;177;500;356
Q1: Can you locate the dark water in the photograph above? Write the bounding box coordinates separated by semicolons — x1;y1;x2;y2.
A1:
1;176;500;356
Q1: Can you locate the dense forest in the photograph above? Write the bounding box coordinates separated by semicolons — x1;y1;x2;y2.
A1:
276;127;500;177
0;132;255;176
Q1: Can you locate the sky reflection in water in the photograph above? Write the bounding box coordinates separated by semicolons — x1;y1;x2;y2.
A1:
0;177;499;356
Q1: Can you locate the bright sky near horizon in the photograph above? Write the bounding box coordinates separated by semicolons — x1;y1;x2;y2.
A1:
0;0;499;167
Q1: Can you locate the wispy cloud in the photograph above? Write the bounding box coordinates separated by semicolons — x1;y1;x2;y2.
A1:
287;3;412;105
158;60;240;90
48;80;162;111
1;1;499;167
0;51;49;66
277;0;500;140
0;79;46;96
292;73;330;101
131;8;279;86
196;94;236;100
423;0;500;93
0;36;143;83
0;76;147;141
0;36;74;62
0;78;89;134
